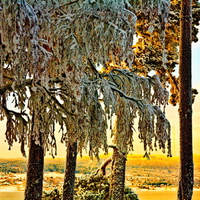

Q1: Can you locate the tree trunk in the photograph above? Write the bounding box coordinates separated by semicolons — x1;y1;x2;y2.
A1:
24;135;44;200
109;147;126;200
24;109;44;200
62;142;78;200
178;0;194;199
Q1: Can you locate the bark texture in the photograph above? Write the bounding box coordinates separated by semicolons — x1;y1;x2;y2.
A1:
178;0;194;199
62;142;78;200
24;136;44;200
109;148;126;200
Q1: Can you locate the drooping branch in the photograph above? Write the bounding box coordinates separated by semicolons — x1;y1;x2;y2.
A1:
0;80;32;95
0;78;65;96
0;104;29;157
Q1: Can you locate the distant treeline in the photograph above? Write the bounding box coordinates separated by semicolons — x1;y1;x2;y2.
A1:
0;158;98;174
0;158;27;173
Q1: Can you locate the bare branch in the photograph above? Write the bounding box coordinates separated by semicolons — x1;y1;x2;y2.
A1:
95;156;112;176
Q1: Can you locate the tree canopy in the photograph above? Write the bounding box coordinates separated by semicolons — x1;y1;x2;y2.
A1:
1;0;199;159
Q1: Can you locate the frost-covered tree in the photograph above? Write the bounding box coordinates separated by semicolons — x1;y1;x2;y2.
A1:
0;0;180;199
101;70;171;199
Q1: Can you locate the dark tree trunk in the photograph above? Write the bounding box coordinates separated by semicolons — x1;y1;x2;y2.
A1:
62;142;78;200
178;0;194;199
24;109;44;200
24;135;44;200
109;147;126;200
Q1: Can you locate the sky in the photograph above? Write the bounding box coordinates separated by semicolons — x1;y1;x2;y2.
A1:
0;31;200;159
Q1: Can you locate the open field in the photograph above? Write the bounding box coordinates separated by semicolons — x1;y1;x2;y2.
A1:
126;154;200;189
0;154;199;191
76;154;200;190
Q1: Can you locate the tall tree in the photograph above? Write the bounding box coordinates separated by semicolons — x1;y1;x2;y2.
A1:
178;0;193;199
105;70;171;199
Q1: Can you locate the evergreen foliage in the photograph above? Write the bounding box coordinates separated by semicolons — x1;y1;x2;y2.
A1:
42;174;139;200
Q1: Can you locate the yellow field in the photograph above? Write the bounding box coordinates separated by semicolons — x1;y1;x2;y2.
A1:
75;154;200;189
0;154;199;190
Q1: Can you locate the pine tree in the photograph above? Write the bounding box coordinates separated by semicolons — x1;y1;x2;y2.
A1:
178;0;194;199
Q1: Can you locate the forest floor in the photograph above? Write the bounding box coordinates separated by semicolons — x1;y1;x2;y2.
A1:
0;154;199;192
